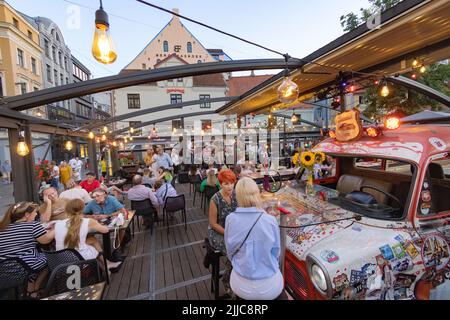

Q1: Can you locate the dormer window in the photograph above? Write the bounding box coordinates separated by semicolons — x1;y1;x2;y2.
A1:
187;42;192;53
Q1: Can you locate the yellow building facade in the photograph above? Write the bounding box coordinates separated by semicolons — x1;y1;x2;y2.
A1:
0;0;42;101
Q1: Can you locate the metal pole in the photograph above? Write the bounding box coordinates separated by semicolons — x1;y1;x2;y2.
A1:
280;212;287;277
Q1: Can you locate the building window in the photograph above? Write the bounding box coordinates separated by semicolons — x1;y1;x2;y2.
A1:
54;70;58;85
19;83;27;95
170;94;182;104
13;18;18;28
142;63;146;70
17;49;24;67
60;74;64;86
66;77;69;85
31;57;37;74
197;60;202;63
157;59;161;64
46;64;52;82
27;30;33;40
56;33;60;42
64;56;68;71
163;41;169;52
44;39;50;57
172;120;182;131
127;94;141;109
187;42;192;53
129;121;142;136
0;75;4;97
33;87;39;92
52;46;57;63
199;94;211;108
58;51;62;66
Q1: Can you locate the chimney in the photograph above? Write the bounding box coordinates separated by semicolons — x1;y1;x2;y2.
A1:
250;70;255;77
172;8;179;20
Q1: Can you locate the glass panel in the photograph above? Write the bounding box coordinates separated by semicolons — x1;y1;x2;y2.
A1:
0;128;13;218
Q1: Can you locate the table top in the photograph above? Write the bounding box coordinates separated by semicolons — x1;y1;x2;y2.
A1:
244;168;297;180
89;211;135;234
260;183;353;228
42;282;105;300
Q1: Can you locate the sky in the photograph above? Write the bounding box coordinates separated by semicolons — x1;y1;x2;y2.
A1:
8;0;370;79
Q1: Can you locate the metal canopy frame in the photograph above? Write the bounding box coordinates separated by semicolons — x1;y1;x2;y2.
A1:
0;59;303;111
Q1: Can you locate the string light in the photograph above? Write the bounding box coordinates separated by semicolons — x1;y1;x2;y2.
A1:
101;134;107;141
65;140;73;151
103;126;108;133
92;0;117;64
88;131;95;139
420;66;426;73
16;131;29;157
129;127;135;134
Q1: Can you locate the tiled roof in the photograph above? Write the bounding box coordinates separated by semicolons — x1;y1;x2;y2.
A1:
192;73;226;87
226;75;273;96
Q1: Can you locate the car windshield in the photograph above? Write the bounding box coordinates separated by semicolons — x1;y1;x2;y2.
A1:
300;155;415;220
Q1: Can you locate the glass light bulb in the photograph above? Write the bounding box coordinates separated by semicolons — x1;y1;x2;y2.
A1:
129;136;133;141
112;141;117;147
124;137;128;143
130;127;134;134
380;85;390;97
88;131;95;139
291;114;298;123
17;141;29;157
65;141;73;151
420;66;426;73
412;59;419;68
101;135;107;141
95;138;100;143
277;77;299;104
92;25;117;64
103;126;108;133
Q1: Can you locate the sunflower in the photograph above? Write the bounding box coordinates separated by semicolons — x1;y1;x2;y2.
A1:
315;151;326;164
300;151;315;167
292;152;299;165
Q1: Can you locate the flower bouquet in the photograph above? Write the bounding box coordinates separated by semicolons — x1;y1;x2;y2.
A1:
297;151;326;196
34;160;51;182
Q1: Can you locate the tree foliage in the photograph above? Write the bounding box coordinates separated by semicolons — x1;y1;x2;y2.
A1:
340;0;402;32
362;63;450;120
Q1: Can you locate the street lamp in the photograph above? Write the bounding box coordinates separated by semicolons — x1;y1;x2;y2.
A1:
92;0;117;64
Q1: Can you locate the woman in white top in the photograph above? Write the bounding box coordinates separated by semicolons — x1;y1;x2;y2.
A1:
59;179;92;203
54;199;120;272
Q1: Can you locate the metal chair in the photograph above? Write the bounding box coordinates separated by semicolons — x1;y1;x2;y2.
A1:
203;238;222;300
0;258;33;300
130;199;158;234
163;194;186;234
42;249;105;298
203;185;219;215
171;174;177;190
189;174;203;204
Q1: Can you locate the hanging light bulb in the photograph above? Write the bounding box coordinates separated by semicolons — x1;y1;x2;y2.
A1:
129;127;134;134
277;77;299;104
380;83;390;98
65;140;73;151
129;136;134;141
92;0;117;64
88;131;95;139
103;126;108;134
112;141;117;147
119;142;124;148
420;66;426;74
101;134;107;141
291;112;299;123
17;138;29;157
412;59;419;68
124;137;128;143
173;127;177;134
36;110;43;117
411;73;417;80
95;137;101;143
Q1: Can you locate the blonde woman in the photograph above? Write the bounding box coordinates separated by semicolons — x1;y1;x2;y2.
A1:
54;199;121;271
224;177;284;300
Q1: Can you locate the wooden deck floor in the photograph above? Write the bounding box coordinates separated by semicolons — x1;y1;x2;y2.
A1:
103;183;226;300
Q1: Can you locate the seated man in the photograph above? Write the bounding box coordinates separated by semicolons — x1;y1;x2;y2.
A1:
83;188;126;220
60;179;92;204
154;179;177;209
39;187;69;222
127;175;159;228
80;172;101;194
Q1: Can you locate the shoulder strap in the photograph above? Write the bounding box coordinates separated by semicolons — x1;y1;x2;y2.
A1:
231;212;263;260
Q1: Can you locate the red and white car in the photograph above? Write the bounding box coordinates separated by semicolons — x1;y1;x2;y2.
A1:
281;122;450;300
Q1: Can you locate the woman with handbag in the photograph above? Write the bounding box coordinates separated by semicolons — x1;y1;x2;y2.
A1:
224;177;285;300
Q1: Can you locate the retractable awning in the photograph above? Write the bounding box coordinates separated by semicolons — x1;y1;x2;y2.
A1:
219;0;450;116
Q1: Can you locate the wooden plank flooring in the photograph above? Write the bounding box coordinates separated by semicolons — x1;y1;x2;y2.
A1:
103;183;225;300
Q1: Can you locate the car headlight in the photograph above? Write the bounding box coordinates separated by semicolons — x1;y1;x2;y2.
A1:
311;264;328;292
